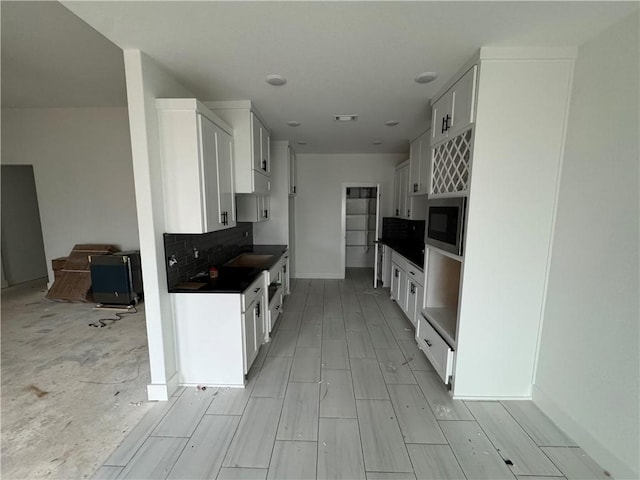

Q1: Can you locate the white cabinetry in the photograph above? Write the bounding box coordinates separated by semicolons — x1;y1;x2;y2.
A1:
408;129;431;196
431;66;477;146
157;99;236;233
390;250;424;327
206;101;271;194
393;161;426;220
266;252;288;334
172;274;264;386
288;148;297;195
236;194;270;223
419;48;576;397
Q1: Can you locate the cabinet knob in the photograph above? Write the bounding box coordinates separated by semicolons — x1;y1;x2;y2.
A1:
413;183;418;192
425;339;433;347
262;159;267;171
407;209;411;217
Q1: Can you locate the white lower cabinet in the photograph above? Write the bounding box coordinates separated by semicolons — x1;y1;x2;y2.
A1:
173;275;265;387
416;314;454;384
390;250;424;327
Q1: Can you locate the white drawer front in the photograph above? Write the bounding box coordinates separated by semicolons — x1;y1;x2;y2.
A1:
416;314;454;383
391;251;424;287
242;275;264;312
268;288;284;333
268;257;285;285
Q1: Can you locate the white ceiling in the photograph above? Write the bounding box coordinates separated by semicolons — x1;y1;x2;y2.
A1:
3;2;638;154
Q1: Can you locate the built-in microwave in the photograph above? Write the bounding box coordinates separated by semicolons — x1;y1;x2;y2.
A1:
425;196;467;256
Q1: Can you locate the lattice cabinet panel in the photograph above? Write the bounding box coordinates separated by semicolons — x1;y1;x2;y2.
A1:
431;129;472;194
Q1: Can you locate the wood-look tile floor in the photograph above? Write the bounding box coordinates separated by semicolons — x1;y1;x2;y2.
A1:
93;269;610;480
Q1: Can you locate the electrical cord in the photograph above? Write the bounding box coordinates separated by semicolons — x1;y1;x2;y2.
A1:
88;306;138;328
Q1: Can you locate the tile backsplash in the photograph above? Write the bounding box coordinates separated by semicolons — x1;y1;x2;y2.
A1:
164;223;253;289
382;217;425;244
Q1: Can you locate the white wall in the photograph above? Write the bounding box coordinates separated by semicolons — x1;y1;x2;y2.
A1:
294;153;405;278
123;50;195;401
0;165;47;284
1;108;139;285
533;13;639;480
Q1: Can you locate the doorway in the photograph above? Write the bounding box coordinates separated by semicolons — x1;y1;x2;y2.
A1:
341;183;380;276
1;165;47;286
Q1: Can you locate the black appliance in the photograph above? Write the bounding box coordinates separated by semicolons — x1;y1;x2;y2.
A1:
89;251;143;305
425;197;467;256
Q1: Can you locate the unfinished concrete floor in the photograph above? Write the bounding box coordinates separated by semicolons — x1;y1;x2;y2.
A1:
1;279;153;479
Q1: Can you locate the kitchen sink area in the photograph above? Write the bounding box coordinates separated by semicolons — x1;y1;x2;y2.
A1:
224;253;274;268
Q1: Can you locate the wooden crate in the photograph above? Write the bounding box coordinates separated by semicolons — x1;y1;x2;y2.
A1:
46;244;118;302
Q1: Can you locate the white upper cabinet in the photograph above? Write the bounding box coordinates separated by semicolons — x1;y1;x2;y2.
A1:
252;112;271;175
206;101;271;194
393;160;426;220
288;147;297;196
236;194;270;223
157;98;235;233
431;66;477;146
408;129;432;196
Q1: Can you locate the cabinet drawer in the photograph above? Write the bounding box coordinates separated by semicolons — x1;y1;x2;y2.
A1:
391;251;424;287
416;314;454;383
242;275;264;312
268;287;284;333
268;256;285;285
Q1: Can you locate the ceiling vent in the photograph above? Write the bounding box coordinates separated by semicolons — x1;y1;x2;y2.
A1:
334;115;358;122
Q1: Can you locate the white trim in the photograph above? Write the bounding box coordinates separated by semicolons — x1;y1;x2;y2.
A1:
479;46;578;60
452;394;531;401
531;56;577;386
341;182;381;275
147;372;180;401
533;385;638;480
295;272;345;279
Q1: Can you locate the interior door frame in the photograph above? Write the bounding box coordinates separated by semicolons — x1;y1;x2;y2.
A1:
340;182;381;279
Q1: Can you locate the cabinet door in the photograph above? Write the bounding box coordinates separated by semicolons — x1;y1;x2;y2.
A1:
260;124;271;176
407;281;418;326
393;172;402;217
400;166;410;219
255;297;266;350
397;267;408;310
288;148;297;195
243;300;258;374
408;140;421;196
217;126;236;228
390;263;401;300
450;66;477;137
260;194;270;222
282;255;290;294
431;90;453;146
199;114;225;232
419;131;432;195
251;112;262;173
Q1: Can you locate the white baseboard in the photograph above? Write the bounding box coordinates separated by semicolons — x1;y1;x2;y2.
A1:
294;272;344;279
533;384;638;480
146;383;169;401
453;394;532;401
147;372;180;401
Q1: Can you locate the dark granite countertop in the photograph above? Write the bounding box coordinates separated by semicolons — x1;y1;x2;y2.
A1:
378;238;425;269
169;244;288;294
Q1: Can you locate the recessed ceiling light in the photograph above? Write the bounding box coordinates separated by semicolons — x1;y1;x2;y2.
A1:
385;120;399;126
287;121;301;127
334;115;358;122
297;141;307;145
266;74;287;86
414;72;438;84
372;140;383;145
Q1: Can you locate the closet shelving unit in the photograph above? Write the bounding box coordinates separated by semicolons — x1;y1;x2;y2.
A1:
345;187;378;267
